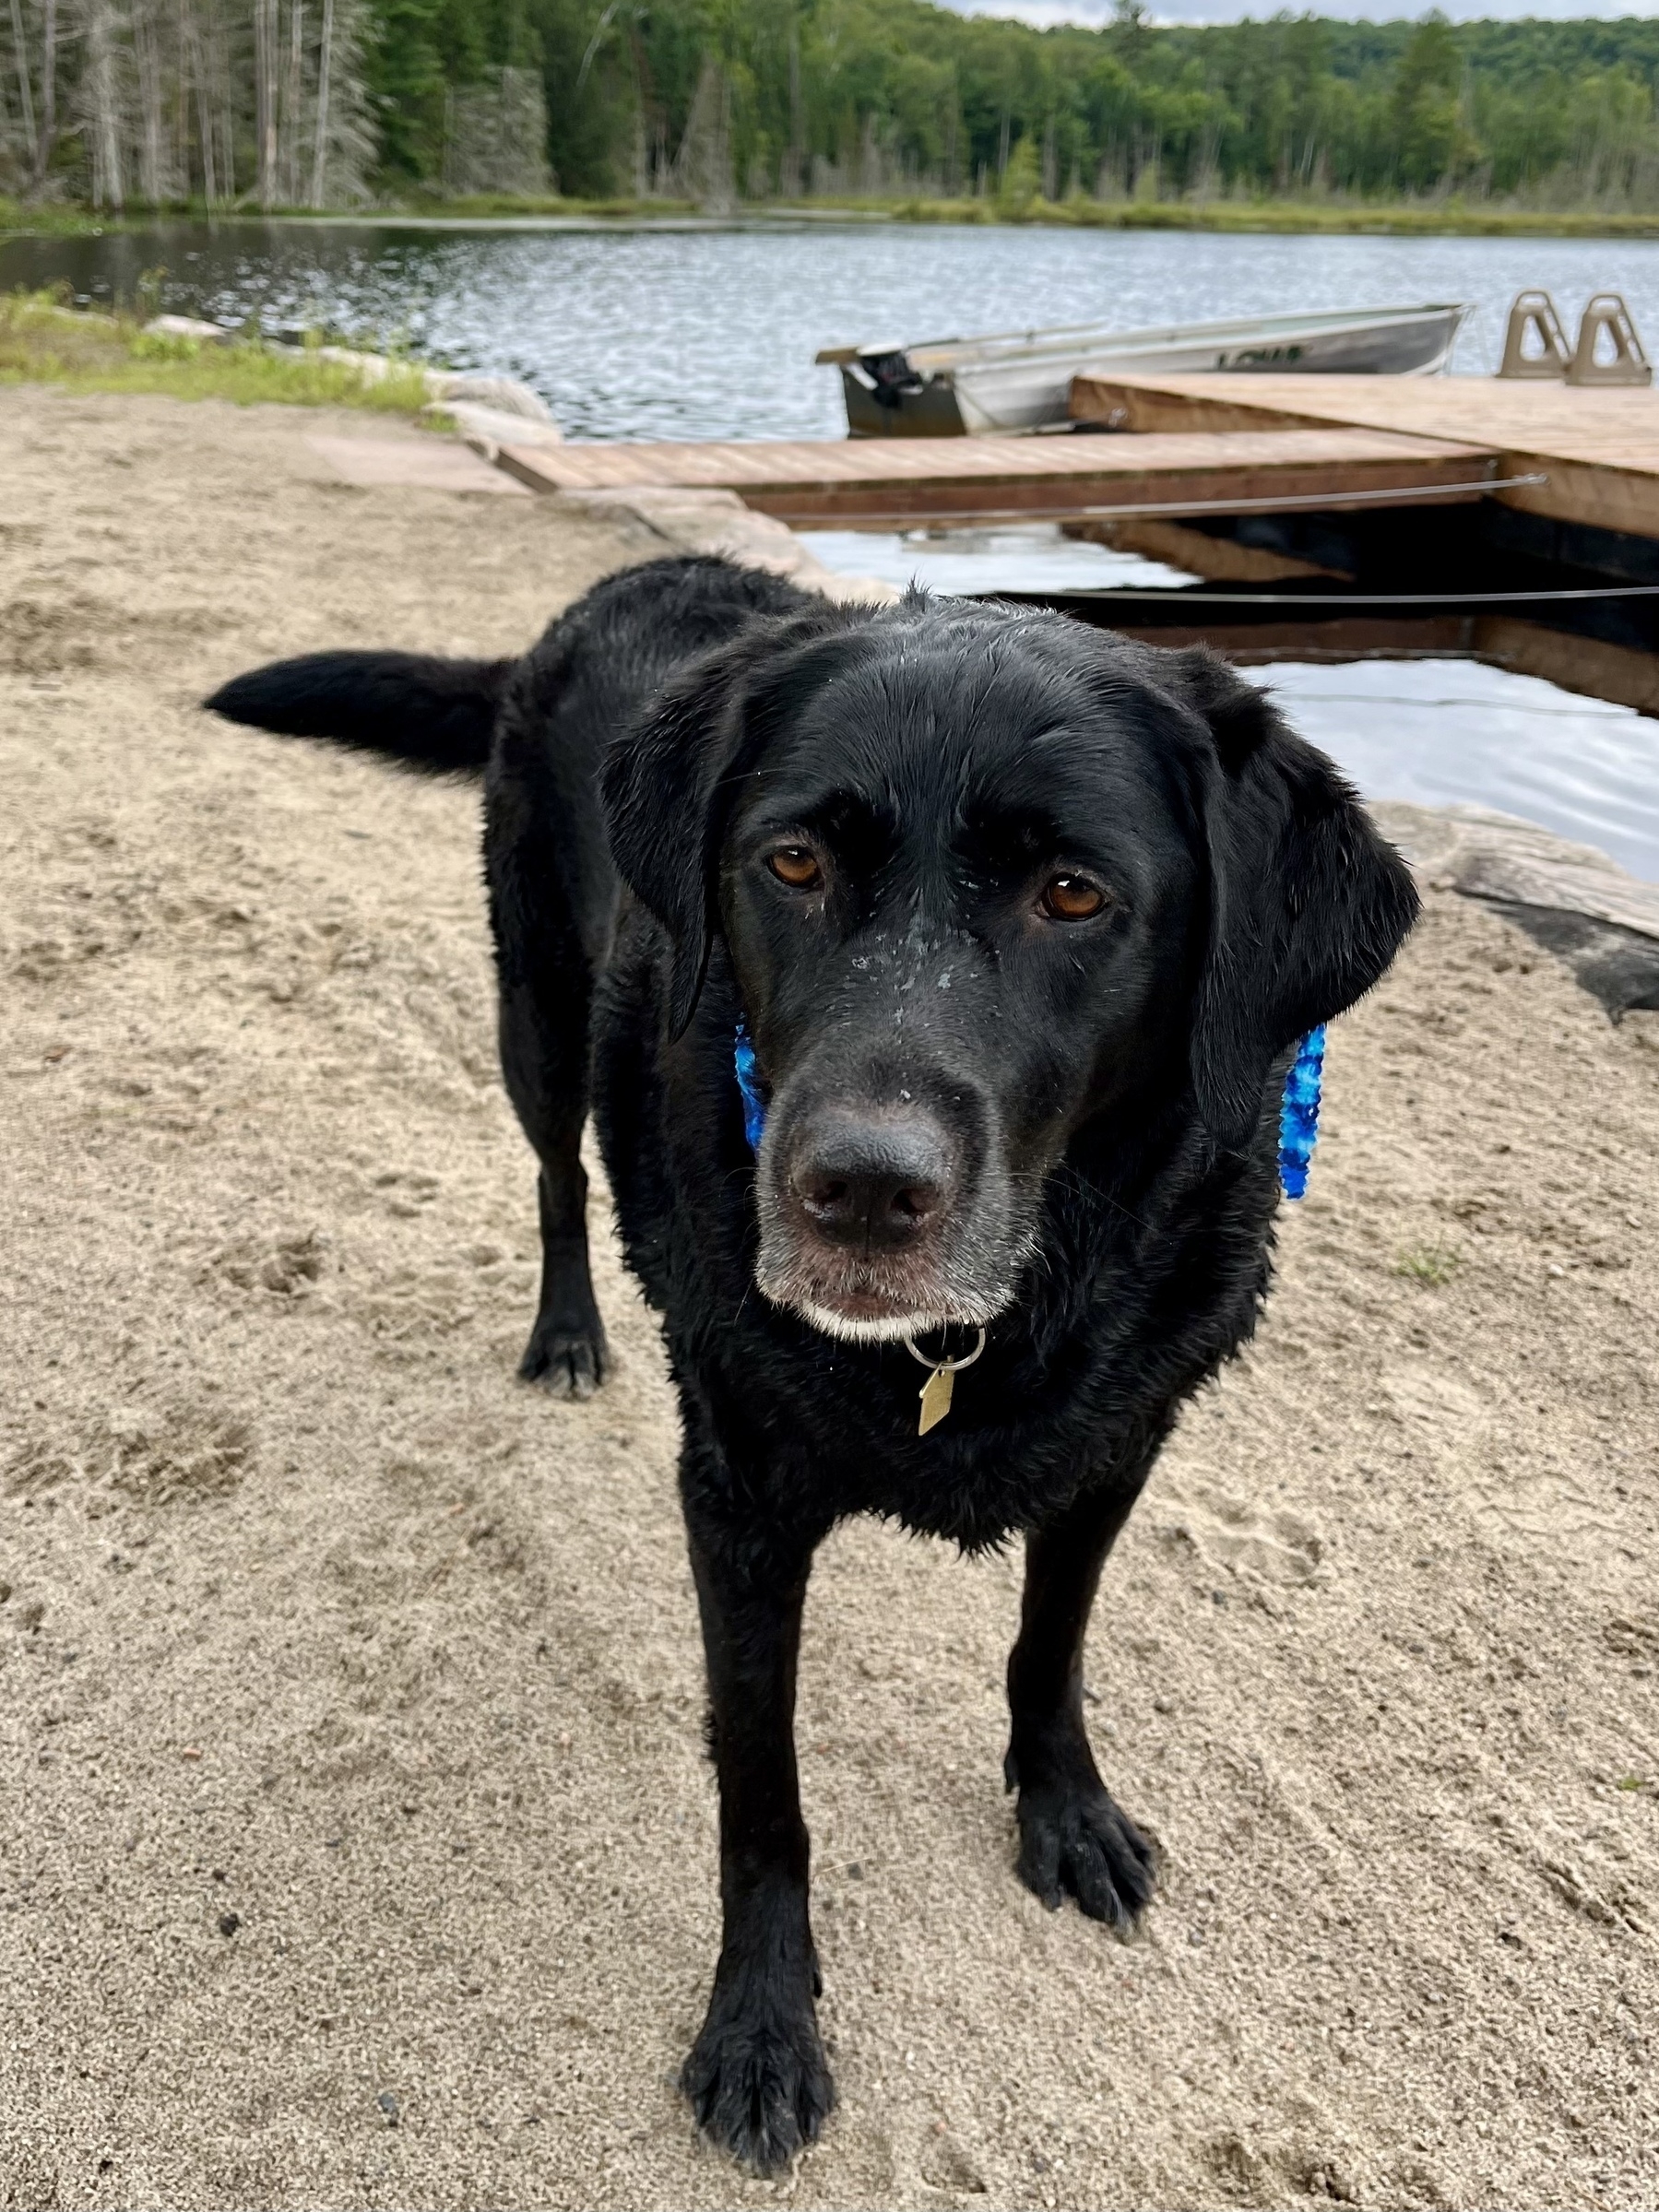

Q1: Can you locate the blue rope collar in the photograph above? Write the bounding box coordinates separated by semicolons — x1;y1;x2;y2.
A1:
733;1018;767;1154
734;1018;1327;1201
1276;1025;1326;1201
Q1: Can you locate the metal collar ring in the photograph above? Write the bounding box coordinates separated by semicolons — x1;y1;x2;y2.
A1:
902;1325;987;1374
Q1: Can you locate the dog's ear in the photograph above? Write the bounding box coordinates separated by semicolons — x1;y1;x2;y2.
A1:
601;609;853;1037
1168;646;1419;1153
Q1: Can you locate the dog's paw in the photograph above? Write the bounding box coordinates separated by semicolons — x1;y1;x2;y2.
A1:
1009;1768;1159;1933
517;1316;607;1400
681;1987;835;2175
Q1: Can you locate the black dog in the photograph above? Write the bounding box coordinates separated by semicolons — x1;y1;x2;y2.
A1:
207;557;1416;2171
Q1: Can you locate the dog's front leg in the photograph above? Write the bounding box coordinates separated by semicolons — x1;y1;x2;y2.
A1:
1004;1472;1160;1932
681;1511;833;2173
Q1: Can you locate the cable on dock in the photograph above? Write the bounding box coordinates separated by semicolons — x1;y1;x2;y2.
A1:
766;473;1551;530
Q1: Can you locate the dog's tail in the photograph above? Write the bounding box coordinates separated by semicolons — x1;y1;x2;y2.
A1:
204;650;513;775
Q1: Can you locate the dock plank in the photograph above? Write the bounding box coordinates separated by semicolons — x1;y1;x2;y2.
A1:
498;427;1496;525
1068;373;1659;538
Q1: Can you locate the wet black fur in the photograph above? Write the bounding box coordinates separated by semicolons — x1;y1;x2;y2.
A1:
207;557;1417;2174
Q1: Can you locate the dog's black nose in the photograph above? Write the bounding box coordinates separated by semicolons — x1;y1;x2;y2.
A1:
790;1114;954;1248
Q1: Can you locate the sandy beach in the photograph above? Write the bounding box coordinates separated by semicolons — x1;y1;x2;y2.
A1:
2;387;1656;2212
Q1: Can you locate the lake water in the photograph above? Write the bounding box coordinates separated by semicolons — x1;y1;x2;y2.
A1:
1251;658;1659;882
6;218;1658;879
7;218;1659;440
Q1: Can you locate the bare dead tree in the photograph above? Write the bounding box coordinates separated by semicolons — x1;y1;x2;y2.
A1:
779;16;800;197
79;0;126;211
8;0;39;179
253;0;275;205
33;0;59;191
307;0;371;206
218;0;235;199
131;0;170;201
307;0;329;205
172;0;184;185
179;0;213;198
672;53;732;209
282;0;302;201
444;64;550;195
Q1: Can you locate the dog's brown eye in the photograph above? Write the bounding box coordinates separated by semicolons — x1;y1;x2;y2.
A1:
1040;874;1108;921
767;846;823;890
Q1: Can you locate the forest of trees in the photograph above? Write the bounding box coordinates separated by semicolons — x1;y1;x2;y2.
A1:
7;0;1659;217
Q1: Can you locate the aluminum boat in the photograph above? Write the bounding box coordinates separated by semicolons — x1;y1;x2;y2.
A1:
818;302;1469;437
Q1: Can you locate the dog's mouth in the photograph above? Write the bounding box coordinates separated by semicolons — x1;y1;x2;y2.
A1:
753;1245;1013;1345
793;1284;949;1343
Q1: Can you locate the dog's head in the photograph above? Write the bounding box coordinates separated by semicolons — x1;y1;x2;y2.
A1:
603;595;1416;1343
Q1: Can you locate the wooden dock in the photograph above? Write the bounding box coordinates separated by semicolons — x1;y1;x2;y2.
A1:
489;377;1659;720
498;425;1497;527
1067;373;1659;539
496;374;1659;558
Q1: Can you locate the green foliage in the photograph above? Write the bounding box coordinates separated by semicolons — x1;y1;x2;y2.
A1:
430;0;1659;209
996;132;1039;214
365;0;453;181
12;0;1659;214
1389;15;1477;193
0;198;103;239
356;0;543;181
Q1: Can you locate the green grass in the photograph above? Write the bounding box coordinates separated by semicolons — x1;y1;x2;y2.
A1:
0;191;699;233
421;191;701;220
0;290;434;411
1395;1244;1463;1287
796;193;1659;238
0;195;106;239
11;190;1659;240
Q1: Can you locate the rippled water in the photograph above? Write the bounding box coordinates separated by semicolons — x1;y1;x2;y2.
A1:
800;527;1659;879
1255;659;1659;882
7;218;1657;877
7;218;1659;441
798;523;1196;595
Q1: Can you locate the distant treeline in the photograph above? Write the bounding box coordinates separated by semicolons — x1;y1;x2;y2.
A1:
6;0;1659;214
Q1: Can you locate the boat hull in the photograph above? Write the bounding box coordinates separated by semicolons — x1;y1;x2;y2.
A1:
839;304;1468;438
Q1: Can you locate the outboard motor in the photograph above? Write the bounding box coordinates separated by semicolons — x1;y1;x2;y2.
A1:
820;336;964;436
847;345;925;409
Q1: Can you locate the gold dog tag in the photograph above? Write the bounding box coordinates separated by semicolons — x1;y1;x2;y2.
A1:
918;1365;955;1436
906;1327;986;1437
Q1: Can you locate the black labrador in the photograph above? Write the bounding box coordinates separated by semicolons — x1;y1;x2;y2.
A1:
207;557;1416;2171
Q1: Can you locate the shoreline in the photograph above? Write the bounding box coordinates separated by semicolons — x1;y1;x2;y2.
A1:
12;196;1659;244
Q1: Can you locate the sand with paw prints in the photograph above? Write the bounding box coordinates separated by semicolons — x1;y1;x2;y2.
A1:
2;387;1657;2211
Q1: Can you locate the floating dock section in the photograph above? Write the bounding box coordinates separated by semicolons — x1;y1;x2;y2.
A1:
497;427;1499;527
